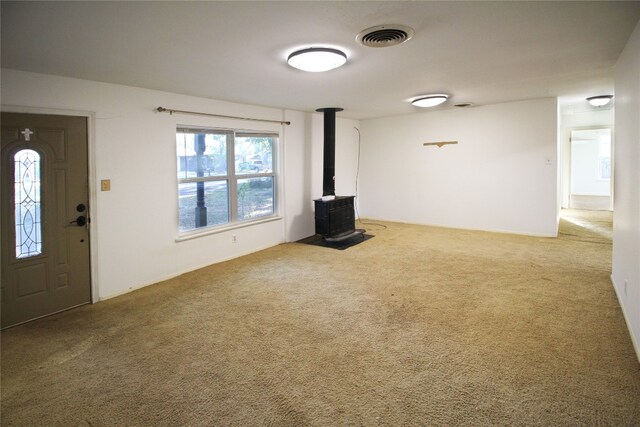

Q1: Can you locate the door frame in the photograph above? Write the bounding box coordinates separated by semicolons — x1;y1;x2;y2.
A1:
562;125;615;211
2;105;100;303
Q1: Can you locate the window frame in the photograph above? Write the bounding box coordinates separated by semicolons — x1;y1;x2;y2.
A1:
176;126;279;238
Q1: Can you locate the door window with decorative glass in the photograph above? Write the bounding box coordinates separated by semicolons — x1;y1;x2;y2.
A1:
176;127;277;233
14;149;42;258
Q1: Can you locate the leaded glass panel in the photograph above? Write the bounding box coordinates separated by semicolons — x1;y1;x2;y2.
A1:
14;149;42;258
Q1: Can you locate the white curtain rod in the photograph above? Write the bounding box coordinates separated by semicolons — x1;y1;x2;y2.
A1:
156;107;291;126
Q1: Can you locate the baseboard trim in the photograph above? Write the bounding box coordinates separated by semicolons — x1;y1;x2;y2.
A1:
98;241;283;302
610;275;640;364
358;217;557;238
569;194;612;210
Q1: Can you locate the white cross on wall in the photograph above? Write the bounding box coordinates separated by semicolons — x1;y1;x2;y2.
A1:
21;128;34;141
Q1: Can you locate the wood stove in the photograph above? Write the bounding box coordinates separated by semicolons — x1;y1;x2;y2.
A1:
314;107;364;242
314;196;355;237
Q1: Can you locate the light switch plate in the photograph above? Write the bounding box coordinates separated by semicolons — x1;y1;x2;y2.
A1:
101;179;111;191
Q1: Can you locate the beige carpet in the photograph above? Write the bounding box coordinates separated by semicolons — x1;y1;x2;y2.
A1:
559;208;613;244
2;211;639;426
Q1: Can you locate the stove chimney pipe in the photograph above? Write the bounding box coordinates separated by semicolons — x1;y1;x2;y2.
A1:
316;107;343;197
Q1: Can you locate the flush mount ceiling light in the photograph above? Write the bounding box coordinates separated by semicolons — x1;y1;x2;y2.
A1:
411;94;449;108
587;95;613;107
287;47;347;72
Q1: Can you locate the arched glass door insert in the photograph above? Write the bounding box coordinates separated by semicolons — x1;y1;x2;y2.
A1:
14;149;42;258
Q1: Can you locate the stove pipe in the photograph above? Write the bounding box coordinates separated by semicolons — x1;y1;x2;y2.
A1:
316;107;344;196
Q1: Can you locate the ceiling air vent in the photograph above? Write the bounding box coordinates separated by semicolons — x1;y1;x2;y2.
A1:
356;24;414;48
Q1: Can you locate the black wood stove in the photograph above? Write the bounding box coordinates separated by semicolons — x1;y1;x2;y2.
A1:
314;107;365;242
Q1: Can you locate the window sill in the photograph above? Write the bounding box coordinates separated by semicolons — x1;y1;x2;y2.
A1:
175;215;282;243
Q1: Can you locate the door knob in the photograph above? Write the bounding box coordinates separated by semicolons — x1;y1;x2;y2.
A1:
69;216;87;227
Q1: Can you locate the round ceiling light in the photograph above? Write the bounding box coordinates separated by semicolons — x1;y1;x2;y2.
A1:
586;95;613;107
287;47;347;72
411;94;449;108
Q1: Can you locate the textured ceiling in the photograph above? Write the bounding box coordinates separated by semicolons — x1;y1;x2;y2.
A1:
2;1;639;119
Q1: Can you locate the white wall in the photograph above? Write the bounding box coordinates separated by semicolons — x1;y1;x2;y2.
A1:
612;21;640;362
282;110;312;242
333;116;361;200
2;69;361;300
570;136;610;196
358;98;559;236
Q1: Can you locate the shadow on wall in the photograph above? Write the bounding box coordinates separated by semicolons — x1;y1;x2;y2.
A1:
286;112;315;241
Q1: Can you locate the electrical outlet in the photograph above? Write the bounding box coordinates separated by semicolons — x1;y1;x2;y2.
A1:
232;235;237;243
624;280;628;296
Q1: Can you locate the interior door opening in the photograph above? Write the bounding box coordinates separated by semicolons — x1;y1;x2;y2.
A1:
568;128;613;211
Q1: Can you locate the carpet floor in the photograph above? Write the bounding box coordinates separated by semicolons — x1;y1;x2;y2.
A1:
2;210;639;426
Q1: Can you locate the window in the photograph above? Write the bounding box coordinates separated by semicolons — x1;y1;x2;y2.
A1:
14;149;42;258
176;127;277;233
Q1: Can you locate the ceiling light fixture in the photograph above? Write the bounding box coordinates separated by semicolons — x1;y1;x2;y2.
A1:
287;47;347;72
586;95;613;107
411;94;449;108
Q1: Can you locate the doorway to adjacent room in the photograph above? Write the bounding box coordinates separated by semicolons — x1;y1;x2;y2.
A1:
568;127;613;211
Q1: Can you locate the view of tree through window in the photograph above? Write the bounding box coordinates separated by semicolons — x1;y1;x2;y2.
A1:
176;128;277;233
